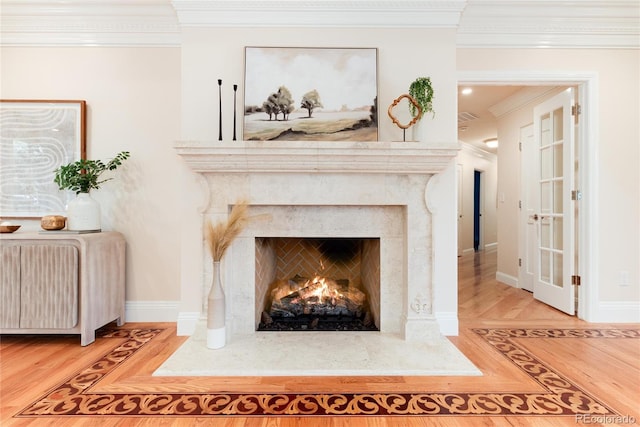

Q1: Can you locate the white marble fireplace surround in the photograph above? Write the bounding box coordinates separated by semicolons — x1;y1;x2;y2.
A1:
175;140;459;342
160;140;479;376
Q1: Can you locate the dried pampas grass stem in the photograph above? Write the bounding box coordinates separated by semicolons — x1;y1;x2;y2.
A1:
205;200;249;261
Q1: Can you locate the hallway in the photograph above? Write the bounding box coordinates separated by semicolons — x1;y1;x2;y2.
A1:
458;248;574;322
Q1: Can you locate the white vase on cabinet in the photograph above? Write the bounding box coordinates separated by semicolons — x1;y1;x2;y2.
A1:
66;192;101;231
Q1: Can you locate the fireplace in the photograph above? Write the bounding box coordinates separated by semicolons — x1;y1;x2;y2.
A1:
175;140;460;342
255;237;380;331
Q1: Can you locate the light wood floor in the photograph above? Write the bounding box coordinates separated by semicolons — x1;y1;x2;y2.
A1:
2;249;638;426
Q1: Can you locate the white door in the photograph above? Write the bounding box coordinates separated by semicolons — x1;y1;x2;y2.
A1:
532;89;576;315
519;124;535;292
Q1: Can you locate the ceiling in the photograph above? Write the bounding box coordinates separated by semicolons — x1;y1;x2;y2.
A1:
457;85;568;154
457;85;523;153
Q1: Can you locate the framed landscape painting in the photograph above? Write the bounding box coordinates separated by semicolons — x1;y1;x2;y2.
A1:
0;100;86;218
244;47;378;141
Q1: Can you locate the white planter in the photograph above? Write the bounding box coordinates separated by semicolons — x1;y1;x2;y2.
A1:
66;193;101;231
411;119;426;142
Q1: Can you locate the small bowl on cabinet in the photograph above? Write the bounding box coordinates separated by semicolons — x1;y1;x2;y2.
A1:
0;224;20;233
41;215;66;231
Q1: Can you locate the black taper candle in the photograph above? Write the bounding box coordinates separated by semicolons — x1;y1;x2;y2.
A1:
233;84;238;141
218;79;222;141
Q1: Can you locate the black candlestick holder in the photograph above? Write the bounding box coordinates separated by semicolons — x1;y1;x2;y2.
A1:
218;79;223;141
233;84;238;141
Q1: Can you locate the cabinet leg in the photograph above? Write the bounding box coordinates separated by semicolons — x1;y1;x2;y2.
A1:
80;331;96;346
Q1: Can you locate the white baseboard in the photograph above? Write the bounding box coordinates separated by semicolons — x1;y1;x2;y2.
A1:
124;301;179;322
177;311;201;336
589;302;640;323
461;244;497;256
435;311;459;336
496;271;518;287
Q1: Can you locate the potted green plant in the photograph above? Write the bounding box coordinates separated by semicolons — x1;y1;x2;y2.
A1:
54;151;130;194
408;77;435;142
53;151;130;231
408;77;435;120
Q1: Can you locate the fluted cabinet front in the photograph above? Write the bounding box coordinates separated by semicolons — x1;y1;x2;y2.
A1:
0;246;20;328
20;245;78;329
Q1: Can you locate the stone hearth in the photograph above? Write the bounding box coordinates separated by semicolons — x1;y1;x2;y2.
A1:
175;140;459;343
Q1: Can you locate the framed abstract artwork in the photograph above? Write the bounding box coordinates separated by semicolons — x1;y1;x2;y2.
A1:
0;100;86;218
244;47;378;142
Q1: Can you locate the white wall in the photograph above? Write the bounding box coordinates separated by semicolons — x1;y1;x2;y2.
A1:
458;48;640;320
457;144;498;254
180;28;458;143
1;47;183;319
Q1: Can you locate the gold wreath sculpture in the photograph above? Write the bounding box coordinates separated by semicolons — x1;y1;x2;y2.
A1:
388;94;422;130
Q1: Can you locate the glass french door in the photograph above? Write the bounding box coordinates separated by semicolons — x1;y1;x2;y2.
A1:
532;89;576;315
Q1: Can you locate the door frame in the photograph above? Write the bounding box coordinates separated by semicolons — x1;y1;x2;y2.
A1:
457;70;598;321
519;123;535;293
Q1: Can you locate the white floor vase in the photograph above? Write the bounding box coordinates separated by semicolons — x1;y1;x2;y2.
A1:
207;261;226;349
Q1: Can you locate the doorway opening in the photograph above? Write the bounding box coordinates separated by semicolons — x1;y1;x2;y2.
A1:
457;72;595;321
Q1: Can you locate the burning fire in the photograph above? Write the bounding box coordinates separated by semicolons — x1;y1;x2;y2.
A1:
260;256;374;330
289;276;342;306
274;276;342;305
269;273;365;315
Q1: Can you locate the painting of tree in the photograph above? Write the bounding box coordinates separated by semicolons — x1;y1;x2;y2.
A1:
244;47;378;141
300;90;323;118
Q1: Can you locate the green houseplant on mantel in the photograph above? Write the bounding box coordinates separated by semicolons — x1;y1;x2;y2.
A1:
408;77;435;142
54;151;130;231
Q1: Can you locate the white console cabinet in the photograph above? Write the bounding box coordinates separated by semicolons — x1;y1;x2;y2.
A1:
0;231;125;345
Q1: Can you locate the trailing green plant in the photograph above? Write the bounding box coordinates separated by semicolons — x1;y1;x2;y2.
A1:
408;77;435;119
54;151;130;194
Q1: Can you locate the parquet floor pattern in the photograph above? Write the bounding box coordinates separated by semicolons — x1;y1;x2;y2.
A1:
1;249;639;426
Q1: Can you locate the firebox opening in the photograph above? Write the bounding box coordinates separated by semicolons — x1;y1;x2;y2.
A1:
255;237;380;332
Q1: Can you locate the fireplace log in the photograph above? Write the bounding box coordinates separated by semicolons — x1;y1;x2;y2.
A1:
261;311;273;325
268;276;368;319
281;280;324;304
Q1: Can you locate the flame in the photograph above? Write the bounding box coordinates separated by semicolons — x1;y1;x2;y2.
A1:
271;274;346;307
308;276;328;300
303;276;344;305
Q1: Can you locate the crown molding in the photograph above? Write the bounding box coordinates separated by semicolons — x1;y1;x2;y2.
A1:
488;86;559;118
170;0;467;28
0;0;181;46
457;0;640;48
0;0;638;48
459;140;497;160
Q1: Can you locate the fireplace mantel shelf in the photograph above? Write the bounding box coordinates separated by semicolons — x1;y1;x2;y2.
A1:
175;140;459;175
